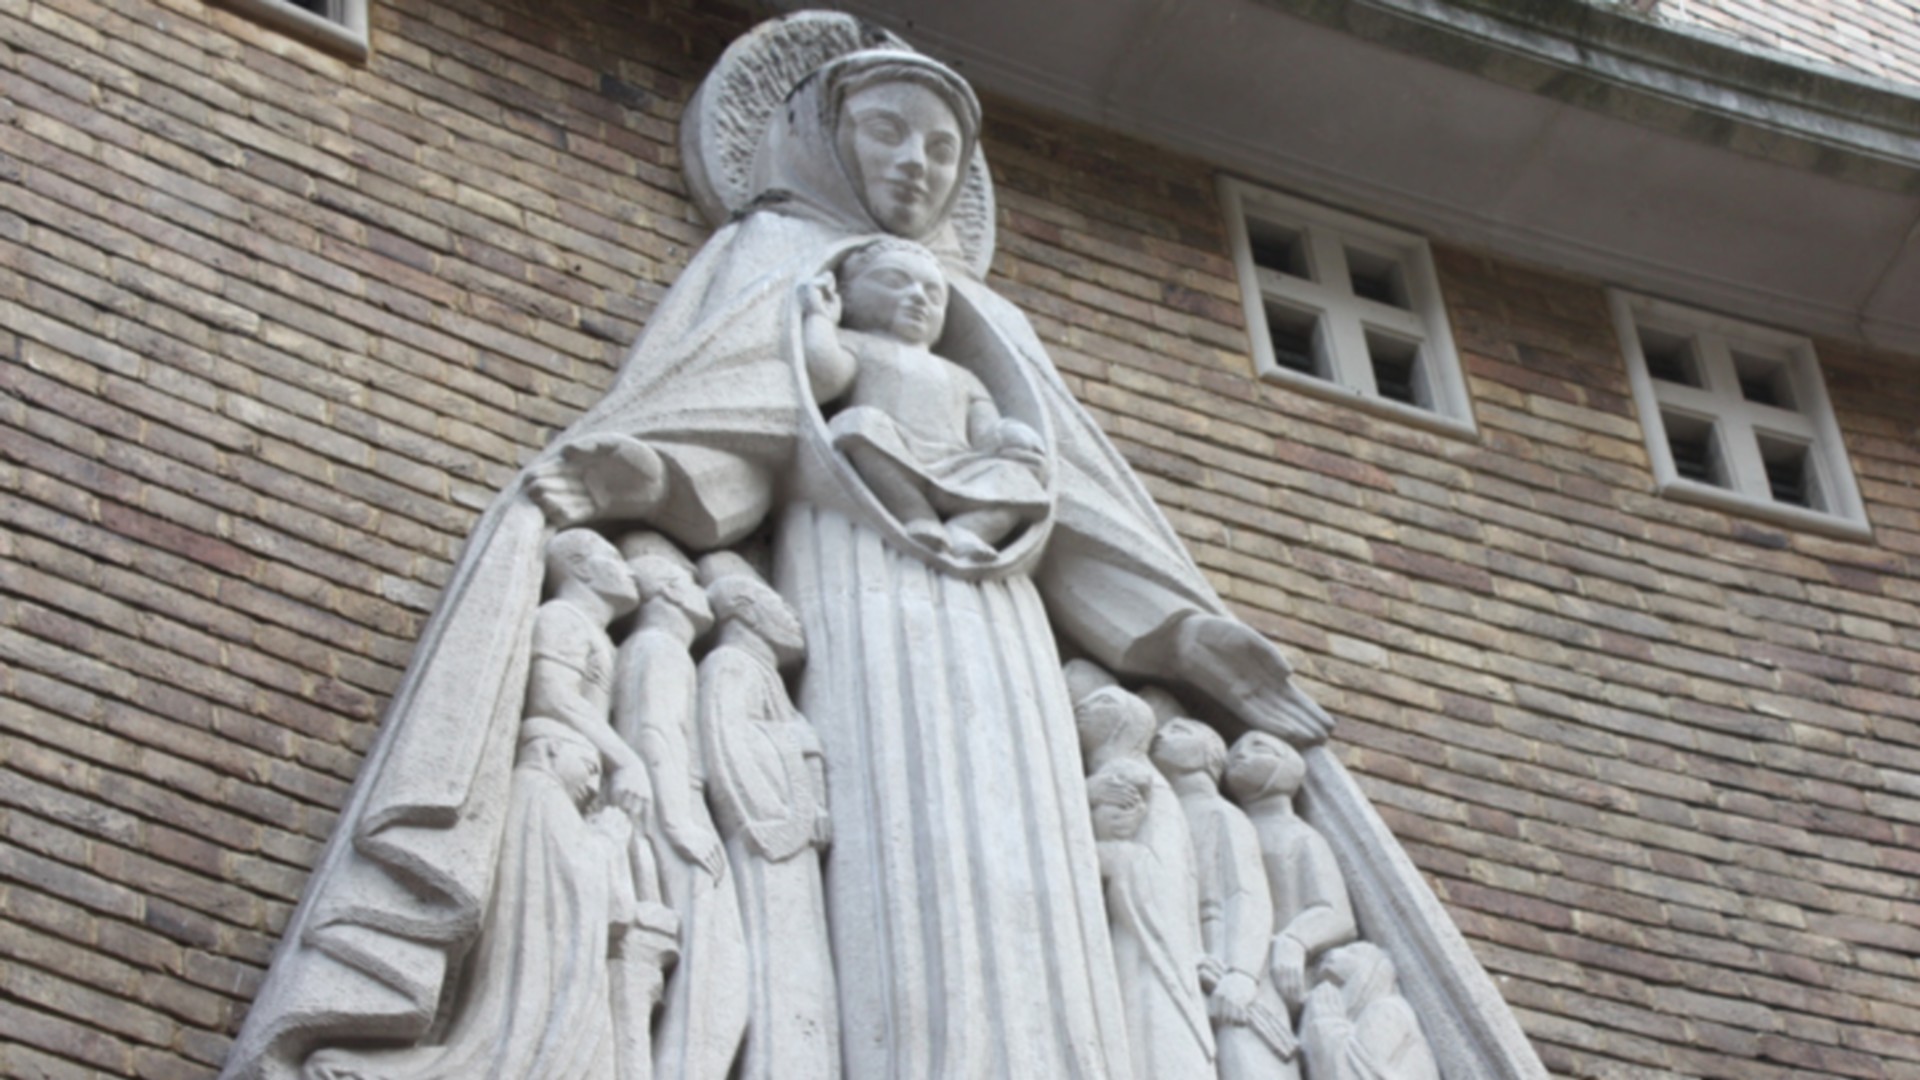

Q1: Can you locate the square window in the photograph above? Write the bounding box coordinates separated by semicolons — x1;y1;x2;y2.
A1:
1221;178;1474;435
1612;291;1868;537
215;0;368;57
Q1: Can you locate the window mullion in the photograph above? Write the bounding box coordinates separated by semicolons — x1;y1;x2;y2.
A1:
1303;225;1350;296
1303;228;1374;393
1745;404;1817;440
1717;409;1771;500
1256;268;1339;312
1354;303;1427;341
1694;333;1743;399
1649;382;1722;415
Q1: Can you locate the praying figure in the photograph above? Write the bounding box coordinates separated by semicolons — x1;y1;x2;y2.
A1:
613;534;748;1080
1228;733;1358;1002
1219;732;1360;1079
1071;664;1214;1080
697;551;838;1080
802;236;1049;560
1300;943;1441;1080
1148;698;1292;1077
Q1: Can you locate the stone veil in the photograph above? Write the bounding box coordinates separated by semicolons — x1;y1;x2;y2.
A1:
219;12;1545;1080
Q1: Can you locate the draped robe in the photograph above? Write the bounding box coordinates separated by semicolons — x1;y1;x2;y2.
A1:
700;635;837;1080
300;762;637;1080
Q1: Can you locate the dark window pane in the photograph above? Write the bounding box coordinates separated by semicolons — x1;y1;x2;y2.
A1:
1265;303;1323;378
1733;351;1796;410
1366;331;1424;408
1640;328;1700;386
1758;435;1815;508
1347;247;1408;309
1248;220;1310;279
1664;413;1722;487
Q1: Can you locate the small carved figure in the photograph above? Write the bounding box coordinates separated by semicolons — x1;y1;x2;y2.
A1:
1299;942;1440;1080
304;641;676;1080
613;534;748;1080
530;528;654;814
1073;666;1214;1080
697;552;838;1080
1228;733;1358;1004
1149;701;1293;1075
1217;733;1360;1079
802;236;1048;560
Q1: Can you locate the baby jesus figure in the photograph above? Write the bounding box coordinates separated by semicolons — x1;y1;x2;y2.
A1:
802;237;1049;561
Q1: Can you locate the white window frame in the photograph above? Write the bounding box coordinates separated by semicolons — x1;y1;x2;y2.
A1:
218;0;368;59
1610;290;1869;538
1220;177;1475;437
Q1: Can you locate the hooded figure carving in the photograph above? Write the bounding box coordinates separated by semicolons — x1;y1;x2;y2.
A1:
218;18;1331;1080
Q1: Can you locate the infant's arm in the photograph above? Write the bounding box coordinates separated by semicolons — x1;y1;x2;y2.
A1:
801;272;857;405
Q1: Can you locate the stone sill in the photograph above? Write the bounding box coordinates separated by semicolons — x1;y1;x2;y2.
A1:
1656;476;1876;542
212;0;370;60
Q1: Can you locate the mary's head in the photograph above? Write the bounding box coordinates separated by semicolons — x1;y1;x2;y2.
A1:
831;58;977;238
753;49;981;245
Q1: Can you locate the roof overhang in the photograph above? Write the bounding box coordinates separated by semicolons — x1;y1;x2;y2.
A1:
776;0;1920;354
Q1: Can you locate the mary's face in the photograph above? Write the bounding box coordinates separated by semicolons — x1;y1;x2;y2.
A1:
838;81;964;237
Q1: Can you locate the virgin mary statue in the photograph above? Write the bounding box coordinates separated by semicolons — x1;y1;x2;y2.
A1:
219;13;1332;1080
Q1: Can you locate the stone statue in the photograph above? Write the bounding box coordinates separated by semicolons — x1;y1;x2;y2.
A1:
216;15;1334;1080
695;551;837;1080
614;534;747;1080
802;236;1048;560
1300;943;1440;1080
1072;668;1215;1080
1149;702;1295;1079
300;531;677;1080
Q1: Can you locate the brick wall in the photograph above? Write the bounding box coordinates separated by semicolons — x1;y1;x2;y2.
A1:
1651;0;1920;86
3;0;1918;1077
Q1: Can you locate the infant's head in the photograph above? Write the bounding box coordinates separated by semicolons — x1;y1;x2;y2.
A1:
837;237;949;347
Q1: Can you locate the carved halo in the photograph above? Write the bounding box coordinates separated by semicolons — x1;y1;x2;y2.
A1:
679;10;998;280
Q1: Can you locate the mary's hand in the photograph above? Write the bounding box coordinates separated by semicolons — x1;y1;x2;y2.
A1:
1172;614;1334;745
527;435;668;527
